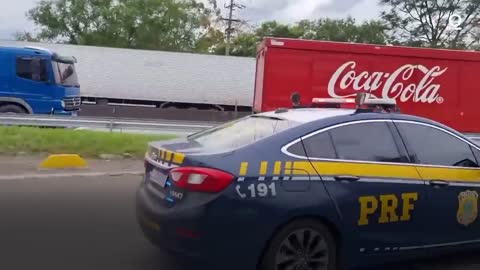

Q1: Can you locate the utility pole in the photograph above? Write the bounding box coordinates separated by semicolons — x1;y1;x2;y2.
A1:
221;0;245;56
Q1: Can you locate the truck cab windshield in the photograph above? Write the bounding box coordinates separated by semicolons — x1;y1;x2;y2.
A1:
53;61;79;87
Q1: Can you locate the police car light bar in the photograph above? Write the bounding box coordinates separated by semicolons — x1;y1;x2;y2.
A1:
312;98;356;104
355;94;399;113
308;94;399;111
353;92;396;107
361;98;397;106
311;97;357;109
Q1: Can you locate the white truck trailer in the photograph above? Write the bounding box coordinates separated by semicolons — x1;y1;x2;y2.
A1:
0;40;256;111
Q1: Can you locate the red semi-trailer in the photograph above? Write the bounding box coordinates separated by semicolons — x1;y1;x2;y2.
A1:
254;37;480;133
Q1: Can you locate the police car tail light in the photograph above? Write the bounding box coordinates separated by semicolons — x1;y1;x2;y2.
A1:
169;167;235;193
188;173;208;184
170;171;183;182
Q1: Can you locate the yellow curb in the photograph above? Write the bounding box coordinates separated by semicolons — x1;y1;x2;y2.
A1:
40;154;88;169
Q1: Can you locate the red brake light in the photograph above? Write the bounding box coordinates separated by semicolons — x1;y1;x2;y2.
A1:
168;167;235;193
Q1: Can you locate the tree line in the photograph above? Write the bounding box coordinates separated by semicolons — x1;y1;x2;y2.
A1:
15;0;480;57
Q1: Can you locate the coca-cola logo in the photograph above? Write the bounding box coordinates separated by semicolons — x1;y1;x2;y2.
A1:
327;61;448;104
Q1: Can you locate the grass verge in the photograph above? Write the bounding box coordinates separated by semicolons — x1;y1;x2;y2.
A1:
0;126;176;159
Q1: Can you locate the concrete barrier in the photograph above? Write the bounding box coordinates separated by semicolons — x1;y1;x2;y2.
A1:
40;154;88;169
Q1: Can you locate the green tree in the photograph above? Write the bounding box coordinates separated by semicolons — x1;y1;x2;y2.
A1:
291;17;389;44
251;18;388;45
27;0;117;45
357;20;392;44
195;27;226;53
380;0;480;49
214;32;257;56
13;31;40;42
193;0;227;54
22;1;389;56
219;18;389;57
255;21;299;38
25;0;217;52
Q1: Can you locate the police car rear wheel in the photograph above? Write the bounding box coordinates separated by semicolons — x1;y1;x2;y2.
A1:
262;219;336;270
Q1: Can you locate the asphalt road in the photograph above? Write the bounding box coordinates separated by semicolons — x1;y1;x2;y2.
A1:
0;175;194;270
0;175;479;270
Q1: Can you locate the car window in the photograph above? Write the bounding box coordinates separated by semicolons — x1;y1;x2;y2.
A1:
16;57;48;82
188;115;301;150
286;141;307;157
295;132;336;159
396;122;479;168
472;146;480;165
328;122;406;163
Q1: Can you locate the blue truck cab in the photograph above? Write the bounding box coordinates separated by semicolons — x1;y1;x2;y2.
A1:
0;45;81;115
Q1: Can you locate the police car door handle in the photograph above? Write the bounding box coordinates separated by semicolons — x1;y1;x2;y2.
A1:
430;180;450;187
334;175;360;182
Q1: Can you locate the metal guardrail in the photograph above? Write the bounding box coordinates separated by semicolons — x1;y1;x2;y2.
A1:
0;114;216;133
0;114;479;142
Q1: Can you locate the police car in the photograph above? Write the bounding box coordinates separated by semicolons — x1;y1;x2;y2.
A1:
136;93;480;270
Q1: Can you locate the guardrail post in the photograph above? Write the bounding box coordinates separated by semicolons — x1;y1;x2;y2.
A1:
109;120;114;132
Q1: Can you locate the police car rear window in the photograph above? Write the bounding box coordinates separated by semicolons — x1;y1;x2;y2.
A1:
188;115;300;149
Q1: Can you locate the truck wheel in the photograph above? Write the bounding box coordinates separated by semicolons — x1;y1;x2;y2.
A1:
0;104;27;114
261;219;337;270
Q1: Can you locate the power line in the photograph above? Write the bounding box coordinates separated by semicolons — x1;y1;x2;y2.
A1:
220;0;245;56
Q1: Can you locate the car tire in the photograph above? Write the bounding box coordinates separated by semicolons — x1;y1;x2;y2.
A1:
261;219;337;270
0;104;27;114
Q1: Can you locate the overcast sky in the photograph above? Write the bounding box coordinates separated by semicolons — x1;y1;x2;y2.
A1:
0;0;382;40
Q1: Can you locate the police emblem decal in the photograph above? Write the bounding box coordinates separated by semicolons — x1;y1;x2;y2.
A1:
457;190;479;226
